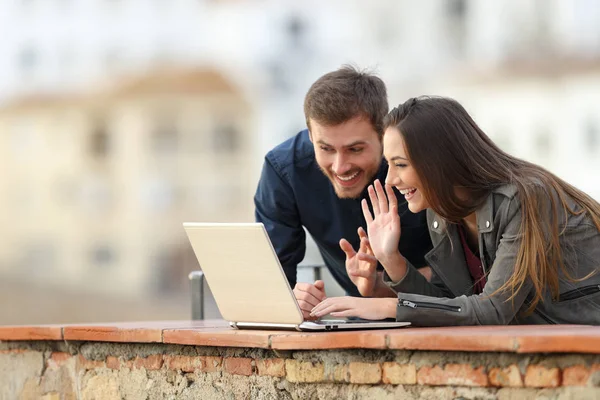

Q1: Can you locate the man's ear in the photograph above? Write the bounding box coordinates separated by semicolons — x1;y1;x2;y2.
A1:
308;130;313;143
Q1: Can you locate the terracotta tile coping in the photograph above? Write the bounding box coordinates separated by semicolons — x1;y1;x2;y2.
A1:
1;320;599;354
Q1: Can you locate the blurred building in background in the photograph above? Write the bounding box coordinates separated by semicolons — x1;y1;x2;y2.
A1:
0;68;254;296
437;60;600;201
0;0;599;323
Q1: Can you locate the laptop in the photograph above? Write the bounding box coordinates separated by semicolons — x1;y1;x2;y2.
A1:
183;222;410;331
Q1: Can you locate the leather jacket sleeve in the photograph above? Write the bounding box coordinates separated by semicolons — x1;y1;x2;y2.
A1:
391;196;533;326
382;259;453;298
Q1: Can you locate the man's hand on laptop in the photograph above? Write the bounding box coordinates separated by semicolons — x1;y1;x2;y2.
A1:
293;280;327;320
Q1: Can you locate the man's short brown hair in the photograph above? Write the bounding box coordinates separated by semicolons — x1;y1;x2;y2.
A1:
303;65;388;137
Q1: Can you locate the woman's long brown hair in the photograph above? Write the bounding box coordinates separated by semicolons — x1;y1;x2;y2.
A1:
384;96;600;311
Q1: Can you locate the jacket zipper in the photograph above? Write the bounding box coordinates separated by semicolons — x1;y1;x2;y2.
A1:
399;299;462;312
558;284;600;302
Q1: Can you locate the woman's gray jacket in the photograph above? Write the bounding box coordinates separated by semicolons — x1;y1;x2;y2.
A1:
384;184;600;326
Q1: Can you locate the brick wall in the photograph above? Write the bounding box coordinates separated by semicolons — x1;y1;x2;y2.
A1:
2;343;600;399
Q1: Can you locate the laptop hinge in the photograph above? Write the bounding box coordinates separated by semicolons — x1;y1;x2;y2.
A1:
229;321;239;330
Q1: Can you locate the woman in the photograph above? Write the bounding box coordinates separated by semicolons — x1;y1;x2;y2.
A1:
311;96;600;325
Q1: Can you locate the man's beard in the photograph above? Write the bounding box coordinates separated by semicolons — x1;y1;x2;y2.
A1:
318;165;378;199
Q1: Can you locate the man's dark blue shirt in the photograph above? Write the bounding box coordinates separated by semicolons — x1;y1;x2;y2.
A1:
254;129;433;297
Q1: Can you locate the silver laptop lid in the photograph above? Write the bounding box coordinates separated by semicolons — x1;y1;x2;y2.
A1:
183;222;303;325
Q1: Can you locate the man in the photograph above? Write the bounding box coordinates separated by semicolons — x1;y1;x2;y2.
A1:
254;66;432;319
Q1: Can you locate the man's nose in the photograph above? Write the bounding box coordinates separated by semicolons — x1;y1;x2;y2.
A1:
332;154;350;175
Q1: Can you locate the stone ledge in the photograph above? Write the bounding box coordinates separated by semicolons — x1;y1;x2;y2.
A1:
1;321;599;354
3;343;600;399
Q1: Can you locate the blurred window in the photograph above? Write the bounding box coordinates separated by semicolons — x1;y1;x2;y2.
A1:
585;119;599;153
445;0;467;56
140;178;176;212
151;249;180;294
266;62;289;93
532;0;552;53
151;117;179;154
212;122;240;153
18;46;38;74
447;0;467;19
286;15;306;49
375;8;396;48
534;127;552;157
193;180;242;215
90;119;110;158
90;244;116;268
80;177;113;214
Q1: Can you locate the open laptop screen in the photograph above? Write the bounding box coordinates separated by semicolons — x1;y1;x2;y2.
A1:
183;222;304;325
